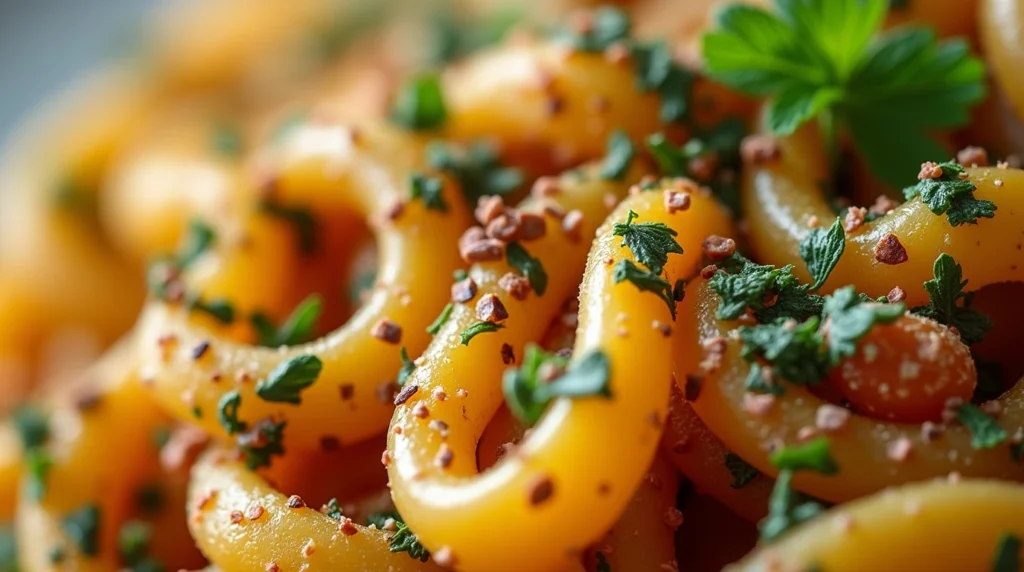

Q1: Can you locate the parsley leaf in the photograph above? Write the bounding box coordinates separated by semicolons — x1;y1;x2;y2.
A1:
238;418;286;470
645;133;707;179
503;346;611;426
702;0;986;187
799;217;845;290
177;219;216;269
426;303;454;335
118;521;163;572
460;322;505;345
255;355;323;404
770;437;839;475
612;210;684;275
397;348;416;387
62;504;101;556
187;297;236;325
426;140;523;202
553;6;630;52
904;161;996;226
725;452;760;489
389;519;431;562
323;498;345;521
409;173;448;212
251;294;322;347
632;41;694;123
612;259;676;319
992;533;1021;572
709;255;802;320
910;253;992;345
390;73;447;131
600;130;636;181
822;286;904;362
506;242;548;296
759;470;826;543
261;200;318;254
740;317;830;387
217;390;247;436
958;403;1008;450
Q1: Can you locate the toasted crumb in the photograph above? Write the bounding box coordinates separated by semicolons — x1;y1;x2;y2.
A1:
370;319;402;344
957;146;989;167
873;233;909;265
844;207;867;232
918;162;943;180
702;235;736;261
741;135;782;165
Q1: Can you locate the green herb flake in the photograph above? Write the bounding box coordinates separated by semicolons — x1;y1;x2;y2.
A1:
503;347;611;426
460;322;505;346
136;483;164;515
799;217;845;290
61;504;101;556
992;533;1021;572
600;130;636;181
770;437;839;475
177;219;216;269
25;448;52;502
426;303;454;335
612;259;676;319
426;141;523;203
822;286;904;362
118;520;163;572
187;297;236;325
251;294;323;347
506;242;548;296
632;41;694;123
613;210;684;275
391;74;447;131
740;317;830;388
910;253;992;345
759;470;826;543
217;390;248;436
725;452;760;489
0;526;15;572
238;419;286;470
397;348;416;388
261;200;318;254
958;403;1008;450
255;355;323;404
904;161;996;227
409;173;448;212
709;255;810;321
389;518;431;562
324;498;345;521
554;6;630;52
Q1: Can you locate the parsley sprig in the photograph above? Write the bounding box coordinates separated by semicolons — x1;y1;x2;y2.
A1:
702;0;986;187
799;217;845;290
910;253;991;345
503;346;612;426
904;161;996;226
611;210;684;319
760;439;837;542
255;355;323;404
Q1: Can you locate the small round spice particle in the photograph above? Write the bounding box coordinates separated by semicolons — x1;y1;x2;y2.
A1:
956;146;989;167
413;403;430;419
476;294;509;323
874;233;909;265
230;510;244;524
740;135;782;165
266;563;280;572
486;211;521;241
429;419;450;438
701;235;736;261
517;213;547;241
287;495;306;509
700;264;718;279
381;450;392;467
886;286;907;303
528;475;555;506
663;507;684;529
370;318;402;344
532;177;560;197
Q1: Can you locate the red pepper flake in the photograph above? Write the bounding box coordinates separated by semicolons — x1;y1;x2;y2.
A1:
287;495;306;509
956;146;989;167
844;207;867;233
887;286;906;303
873;233;909;265
740;135;782;165
381;450;392;467
433;388;447;401
394;384;418;406
370;318;402;344
475;196;505;225
339;384;355;400
501;343;516;364
664;190;691;214
451;278;478;303
339;517;358;536
429;419;450;438
527;475;555;506
435;443;455;469
476;294;509;323
702;235;736;261
918;162;943;180
266;564;280;572
498;272;531;301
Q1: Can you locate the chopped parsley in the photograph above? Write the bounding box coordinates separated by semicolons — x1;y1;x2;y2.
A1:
408;173;448;212
14;405;51;501
217;390;247;436
992;533;1021;572
177;220;216;269
958;404;1007;450
397;348;416;387
503;346;611;426
910;253;991;345
426;140;523;202
506;242;548;296
822;286;904;363
187;296;236;325
740;317;830;390
799;217;845;290
389;518;430;562
600;130;636;181
136;483;164;515
460;322;505;346
251;294;322;347
238;419;286;470
904;161;996;226
426;303;454;335
770;438;839;475
390;74;447;131
612;259;676;319
323;498;344;521
612;210;684;275
61;504;101;556
725;452;760;489
255;355;323;404
702;0;986;187
260;200;318;254
118;521;163;572
553;6;629;52
709;255;820;321
646;134;709;180
645;120;748;213
631;40;694;123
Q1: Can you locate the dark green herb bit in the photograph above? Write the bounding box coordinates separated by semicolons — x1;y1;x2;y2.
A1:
261;200;318;254
378;512;430;562
904;161;996;227
910;253;991;345
426;141;524;202
506;242;548;296
0;525;16;572
632;41;694;123
251;294;323;347
554;6;630;52
408;173;448;212
118;521;163;572
390;74;447;131
503;346;611;426
136;483;164;515
191;406;202;419
460;322;505;346
428;3;522;64
49;545;65;564
187;296;236;325
612;259;676;319
799;217;845;290
992;532;1021;572
740;317;830;389
366;511;399;529
646;133;709;180
178;220;216;269
15;405;52;501
613;209;683;275
255;355;323;404
958;403;1008;450
709;255;818;321
596;551;612;572
217;390;247;436
238;418;287;470
324;498;345;521
725;452;760;489
426;303;454;335
61;504;101;556
822;286;904;362
397;348;416;387
760;470;826;542
770;438;839;475
600;130;636;181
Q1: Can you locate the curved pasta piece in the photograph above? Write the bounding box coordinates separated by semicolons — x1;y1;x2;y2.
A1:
186;448;445;572
136;123;471;447
981;0;1024;124
675;280;1024;503
730;479;1024;572
388;182;733;571
742;127;1024;303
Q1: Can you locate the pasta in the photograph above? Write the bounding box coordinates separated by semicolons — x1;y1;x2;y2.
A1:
0;0;1022;570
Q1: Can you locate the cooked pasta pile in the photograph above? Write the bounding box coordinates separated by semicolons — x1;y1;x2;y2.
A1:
1;0;1023;570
